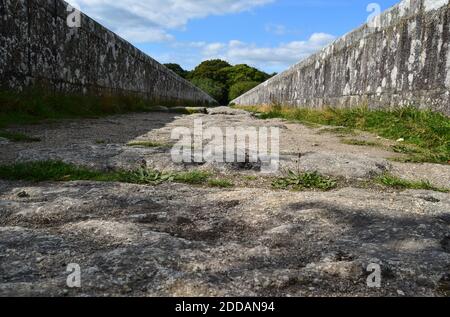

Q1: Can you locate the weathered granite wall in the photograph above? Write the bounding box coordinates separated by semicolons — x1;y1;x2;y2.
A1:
0;0;216;105
232;0;450;115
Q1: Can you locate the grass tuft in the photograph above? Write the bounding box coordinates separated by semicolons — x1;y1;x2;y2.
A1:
389;144;447;163
341;139;380;147
0;161;114;182
0;161;211;186
376;173;448;193
272;170;337;191
0;88;212;129
0;131;41;143
237;104;450;164
208;179;234;188
317;127;357;136
127;141;170;148
172;170;211;185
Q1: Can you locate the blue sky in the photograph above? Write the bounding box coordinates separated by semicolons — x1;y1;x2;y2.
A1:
69;0;399;73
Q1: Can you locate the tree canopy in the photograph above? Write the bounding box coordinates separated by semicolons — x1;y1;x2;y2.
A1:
164;63;189;79
164;60;273;104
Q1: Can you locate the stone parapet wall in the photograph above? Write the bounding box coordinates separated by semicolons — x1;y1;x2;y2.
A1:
232;0;450;115
0;0;216;105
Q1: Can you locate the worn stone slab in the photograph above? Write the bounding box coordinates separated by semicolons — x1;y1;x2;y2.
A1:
0;181;449;296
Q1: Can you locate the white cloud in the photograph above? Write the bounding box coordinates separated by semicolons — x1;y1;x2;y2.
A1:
203;43;227;56
67;0;274;43
67;1;335;73
197;33;336;72
265;23;287;35
116;27;174;43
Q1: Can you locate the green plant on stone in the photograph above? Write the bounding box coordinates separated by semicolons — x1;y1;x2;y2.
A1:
391;144;422;154
127;141;170;148
376;173;449;193
0;88;214;129
0;130;41;143
174;170;211;184
390;144;448;164
124;167;210;185
341;139;380;147
272;170;337;191
317;127;357;136
241;104;450;164
0;161;114;182
208;179;234;188
0;161;212;186
126;168;175;184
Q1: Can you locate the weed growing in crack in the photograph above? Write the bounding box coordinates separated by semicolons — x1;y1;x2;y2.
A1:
272;170;337;191
237;104;450;164
341;139;380;147
0;161;211;186
0;131;41;143
376;173;448;193
127;141;170;148
208;179;234;188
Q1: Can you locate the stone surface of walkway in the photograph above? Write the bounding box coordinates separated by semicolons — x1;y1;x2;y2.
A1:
0;107;449;296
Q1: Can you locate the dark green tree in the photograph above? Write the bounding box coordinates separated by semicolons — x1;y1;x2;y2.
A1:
228;81;260;101
188;59;232;83
222;64;272;87
164;63;188;79
166;59;273;104
190;77;228;104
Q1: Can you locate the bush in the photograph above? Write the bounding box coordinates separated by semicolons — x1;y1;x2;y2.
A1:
228;81;260;101
185;59;273;104
189;78;228;104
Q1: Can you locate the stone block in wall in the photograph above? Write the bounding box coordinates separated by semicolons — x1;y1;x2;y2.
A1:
86;34;108;89
31;0;55;14
143;61;158;98
55;0;72;21
127;58;146;92
0;0;29;89
54;15;89;86
113;39;132;91
28;6;58;83
422;6;449;89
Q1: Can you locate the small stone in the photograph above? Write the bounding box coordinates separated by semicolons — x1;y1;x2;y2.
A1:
397;290;405;296
17;191;30;198
152;106;169;112
266;224;296;235
420;196;440;203
0;137;10;145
